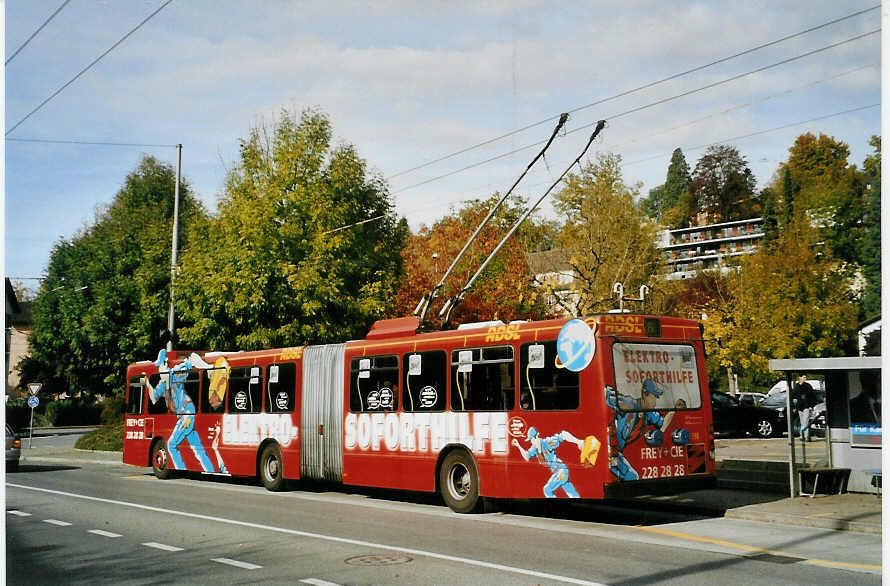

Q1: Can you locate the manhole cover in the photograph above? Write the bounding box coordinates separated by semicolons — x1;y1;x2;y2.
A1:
345;554;413;566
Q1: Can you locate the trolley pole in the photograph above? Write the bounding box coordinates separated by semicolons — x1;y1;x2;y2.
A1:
166;144;182;352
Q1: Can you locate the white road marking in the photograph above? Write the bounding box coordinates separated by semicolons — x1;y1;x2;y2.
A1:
143;542;184;552
43;519;72;526
211;558;262;570
88;529;122;538
9;483;606;586
7;510;31;517
300;579;342;586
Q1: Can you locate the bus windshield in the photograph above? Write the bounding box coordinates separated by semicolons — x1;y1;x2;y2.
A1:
611;342;702;411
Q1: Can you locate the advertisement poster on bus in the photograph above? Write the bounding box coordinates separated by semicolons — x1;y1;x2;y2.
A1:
605;343;701;482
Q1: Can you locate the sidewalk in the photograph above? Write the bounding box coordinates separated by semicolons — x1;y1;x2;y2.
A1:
17;444;882;535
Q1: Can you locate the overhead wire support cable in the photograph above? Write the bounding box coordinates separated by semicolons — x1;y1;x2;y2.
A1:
439;120;606;329
6;0;175;136
413;113;569;324
385;4;879;182
623;103;881;167
6;0;72;65
392;27;879;196
6;137;177;148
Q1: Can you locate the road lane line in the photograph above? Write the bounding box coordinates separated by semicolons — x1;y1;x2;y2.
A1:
143;542;184;552
43;519;72;526
8;483;606;586
88;529;122;538
211;558;262;570
300;579;343;586
7;510;31;517
802;558;884;571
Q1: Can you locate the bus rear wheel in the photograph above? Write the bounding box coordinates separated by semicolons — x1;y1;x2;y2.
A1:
439;450;480;513
260;443;285;491
151;439;171;480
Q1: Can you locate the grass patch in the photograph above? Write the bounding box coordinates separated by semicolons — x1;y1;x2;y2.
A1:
74;420;124;451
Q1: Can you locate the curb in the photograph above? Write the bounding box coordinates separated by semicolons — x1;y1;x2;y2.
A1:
725;507;881;535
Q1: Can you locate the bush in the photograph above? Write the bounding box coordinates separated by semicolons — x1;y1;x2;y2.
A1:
5;398;104;430
74;420;124;451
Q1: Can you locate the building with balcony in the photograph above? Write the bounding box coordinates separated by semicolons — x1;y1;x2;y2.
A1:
659;217;764;280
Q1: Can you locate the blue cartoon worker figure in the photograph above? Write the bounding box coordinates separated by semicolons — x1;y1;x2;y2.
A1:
605;379;685;481
512;427;598;498
144;349;218;473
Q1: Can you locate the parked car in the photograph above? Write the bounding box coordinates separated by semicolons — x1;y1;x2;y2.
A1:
760;391;826;438
736;391;767;407
6;424;21;472
711;390;785;438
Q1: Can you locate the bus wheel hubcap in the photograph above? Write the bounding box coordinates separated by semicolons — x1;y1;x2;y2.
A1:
266;457;279;479
449;464;470;499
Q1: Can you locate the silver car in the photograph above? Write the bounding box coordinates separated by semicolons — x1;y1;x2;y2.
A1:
6;424;21;472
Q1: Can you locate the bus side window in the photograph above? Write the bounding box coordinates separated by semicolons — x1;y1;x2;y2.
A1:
228;366;263;413
349;355;399;412
450;346;514;411
184;370;200;410
402;351;446;412
519;341;579;410
127;376;144;414
200;368;222;413
146;374;167;415
265;363;296;413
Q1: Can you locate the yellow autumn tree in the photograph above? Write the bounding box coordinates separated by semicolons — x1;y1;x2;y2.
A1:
693;219;858;381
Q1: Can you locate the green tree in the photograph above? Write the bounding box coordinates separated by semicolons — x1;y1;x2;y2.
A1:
759;187;779;247
860;135;881;318
781;167;795;226
641;148;692;228
19;156;207;397
689;145;758;223
551;153;661;315
177;109;406;349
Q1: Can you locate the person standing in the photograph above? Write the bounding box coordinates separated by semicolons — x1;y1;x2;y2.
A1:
793;374;817;441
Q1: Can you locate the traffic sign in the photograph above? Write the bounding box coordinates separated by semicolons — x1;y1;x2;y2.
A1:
27;396;39;409
28;382;42;396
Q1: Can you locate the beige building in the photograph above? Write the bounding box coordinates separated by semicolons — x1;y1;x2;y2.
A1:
5;279;31;399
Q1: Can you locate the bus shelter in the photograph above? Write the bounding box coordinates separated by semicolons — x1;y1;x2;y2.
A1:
769;356;881;497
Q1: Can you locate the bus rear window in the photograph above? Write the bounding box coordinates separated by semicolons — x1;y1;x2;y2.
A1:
611;343;701;410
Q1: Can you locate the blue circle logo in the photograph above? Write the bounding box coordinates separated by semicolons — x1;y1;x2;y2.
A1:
556;319;596;372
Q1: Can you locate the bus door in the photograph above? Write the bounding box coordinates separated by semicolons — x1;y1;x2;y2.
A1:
123;374;151;466
301;344;345;482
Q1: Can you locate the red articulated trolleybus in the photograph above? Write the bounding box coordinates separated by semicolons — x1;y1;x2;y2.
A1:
122;114;716;512
122;314;715;512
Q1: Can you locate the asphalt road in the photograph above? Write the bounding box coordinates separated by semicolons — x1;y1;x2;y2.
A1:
5;456;881;585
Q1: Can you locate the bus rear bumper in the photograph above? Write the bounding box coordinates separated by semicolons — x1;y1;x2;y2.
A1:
603;474;716;498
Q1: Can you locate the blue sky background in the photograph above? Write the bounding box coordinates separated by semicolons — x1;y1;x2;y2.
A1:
5;1;881;285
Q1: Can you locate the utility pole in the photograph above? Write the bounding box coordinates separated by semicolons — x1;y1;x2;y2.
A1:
166;144;182;352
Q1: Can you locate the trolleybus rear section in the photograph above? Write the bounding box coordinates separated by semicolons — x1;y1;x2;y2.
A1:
122;314;715;512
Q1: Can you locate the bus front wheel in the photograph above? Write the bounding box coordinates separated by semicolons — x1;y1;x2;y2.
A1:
259;443;285;491
439;450;480;513
151;439;171;480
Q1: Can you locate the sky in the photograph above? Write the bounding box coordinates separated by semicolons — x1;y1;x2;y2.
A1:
4;1;882;287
